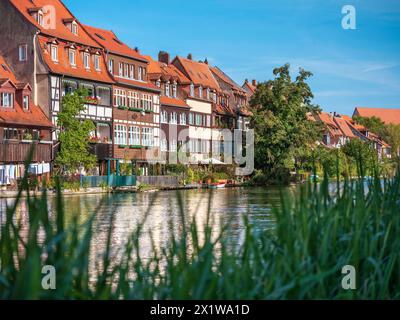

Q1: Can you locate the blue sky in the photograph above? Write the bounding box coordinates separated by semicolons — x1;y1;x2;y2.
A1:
64;0;400;115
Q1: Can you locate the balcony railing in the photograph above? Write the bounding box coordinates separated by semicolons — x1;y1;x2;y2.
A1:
0;141;52;163
89;143;112;160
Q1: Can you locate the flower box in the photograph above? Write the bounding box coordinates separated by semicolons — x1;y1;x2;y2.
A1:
118;145;127;149
118;106;128;110
129;107;143;112
129;145;142;149
144;109;153;114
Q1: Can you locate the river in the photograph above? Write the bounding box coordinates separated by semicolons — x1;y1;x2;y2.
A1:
0;186;298;262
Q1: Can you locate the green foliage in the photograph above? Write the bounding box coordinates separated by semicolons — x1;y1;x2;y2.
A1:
342;139;378;177
55;89;96;175
1;158;400;299
166;164;187;175
250;64;323;184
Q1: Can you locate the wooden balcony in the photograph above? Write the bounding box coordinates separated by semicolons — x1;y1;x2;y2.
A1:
0;141;52;163
89;143;113;160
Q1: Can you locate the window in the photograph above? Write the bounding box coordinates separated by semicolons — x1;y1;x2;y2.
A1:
62;80;77;96
118;62;123;77
69;50;76;66
170;139;177;152
23;95;29;110
124;63;129;78
156;80;161;87
180;113;186;125
161;110;168;123
37;11;44;26
173;84;177;98
199;86;203;98
189;113;194;125
161;139;168;152
19;44;27;62
51;45;58;62
95;55;101;71
129;65;134;79
114;89;126;107
165;83;170;97
108;59;114;74
97;86;111;106
1;93;14;108
206;115;211;127
141;94;152;111
170;112;177;124
72;21;78;35
142;127;153;147
206;88;210;100
127;91;140;108
196;114;202;126
129;126;141;146
114;124;127;145
190;83;194;97
83;53;90;69
4;128;19;140
81;83;94;97
138;67;143;81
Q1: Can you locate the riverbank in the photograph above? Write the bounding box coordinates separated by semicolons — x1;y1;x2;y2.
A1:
0;182;243;199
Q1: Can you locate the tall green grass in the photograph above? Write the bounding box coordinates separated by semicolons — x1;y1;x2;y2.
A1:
1;155;399;299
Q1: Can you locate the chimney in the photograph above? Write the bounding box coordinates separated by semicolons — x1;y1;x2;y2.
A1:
187;53;193;60
204;58;208;65
158;51;170;64
134;47;140;53
252;79;257;86
245;79;249;84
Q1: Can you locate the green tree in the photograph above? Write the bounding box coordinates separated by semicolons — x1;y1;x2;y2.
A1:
55;89;96;174
249;64;323;184
342;139;378;177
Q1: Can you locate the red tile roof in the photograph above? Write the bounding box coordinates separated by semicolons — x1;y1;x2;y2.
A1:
334;117;356;138
38;36;113;83
0;55;52;128
145;55;190;84
318;112;342;136
10;0;100;47
160;96;190;109
243;80;257;95
0;56;18;84
354;107;400;125
210;66;246;94
173;56;220;91
83;25;148;62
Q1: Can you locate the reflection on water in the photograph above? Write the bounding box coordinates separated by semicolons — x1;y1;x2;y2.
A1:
0;186;297;261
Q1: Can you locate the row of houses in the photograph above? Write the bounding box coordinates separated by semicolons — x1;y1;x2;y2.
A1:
0;0;255;185
312;112;392;159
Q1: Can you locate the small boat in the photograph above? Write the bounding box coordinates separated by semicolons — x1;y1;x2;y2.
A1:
209;182;226;189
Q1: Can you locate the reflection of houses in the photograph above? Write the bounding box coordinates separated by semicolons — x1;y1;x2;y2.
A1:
1;0;115;172
84;25;162;175
0;54;53;186
146;52;191;165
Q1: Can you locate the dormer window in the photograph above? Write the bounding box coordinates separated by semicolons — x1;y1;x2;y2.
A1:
156;80;161;87
69;49;76;66
94;55;100;71
165;83;170;97
173;83;177;98
206;88;210;100
19;44;28;62
1;93;13;108
37;10;44;26
23;95;29;110
190;83;194;97
51;45;58;62
199;86;203;98
72;21;78;36
84;53;90;69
